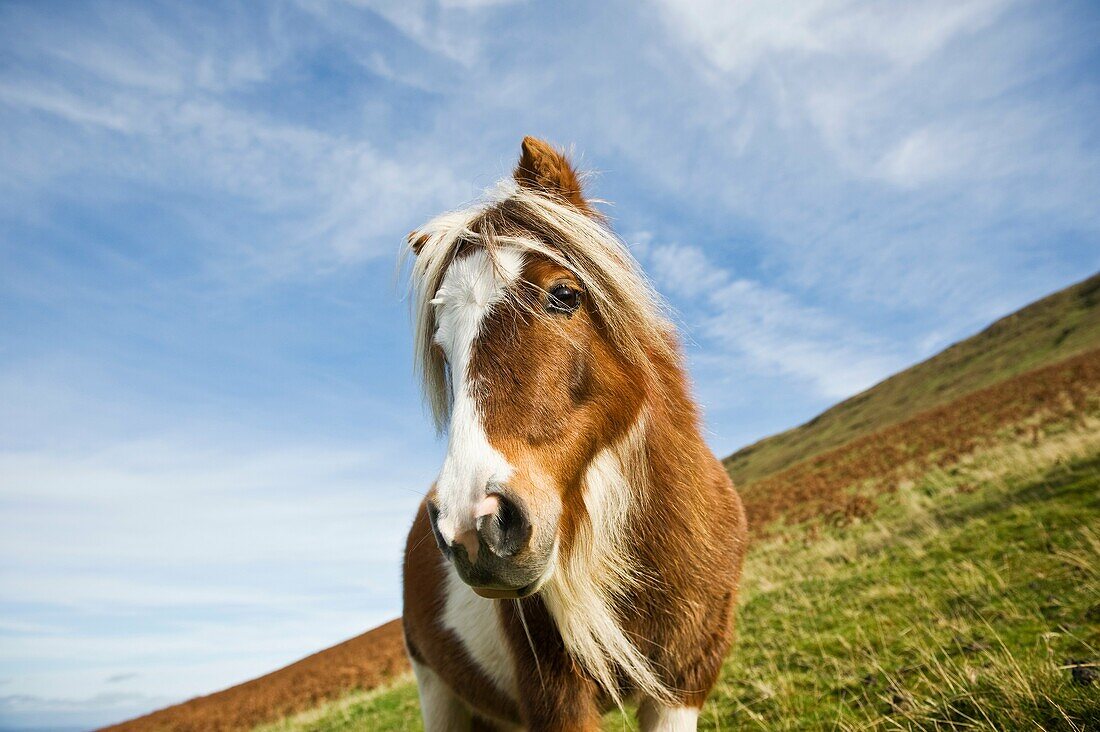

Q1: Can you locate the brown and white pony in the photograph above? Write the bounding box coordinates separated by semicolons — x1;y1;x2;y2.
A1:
401;137;747;731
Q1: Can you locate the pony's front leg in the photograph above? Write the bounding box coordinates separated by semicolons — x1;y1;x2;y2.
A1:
412;659;473;732
513;666;601;732
638;699;700;732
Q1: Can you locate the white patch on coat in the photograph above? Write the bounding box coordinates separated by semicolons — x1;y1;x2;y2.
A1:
441;561;519;701
411;658;471;732
431;247;525;542
638;702;700;731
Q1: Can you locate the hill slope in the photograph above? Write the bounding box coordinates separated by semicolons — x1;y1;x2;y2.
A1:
725;272;1100;486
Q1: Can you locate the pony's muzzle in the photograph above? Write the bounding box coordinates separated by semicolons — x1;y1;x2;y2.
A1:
426;491;541;598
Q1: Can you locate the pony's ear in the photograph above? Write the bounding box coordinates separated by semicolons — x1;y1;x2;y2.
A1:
513;136;593;213
407;229;429;256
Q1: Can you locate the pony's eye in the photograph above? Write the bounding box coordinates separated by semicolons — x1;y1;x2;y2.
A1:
547;283;581;315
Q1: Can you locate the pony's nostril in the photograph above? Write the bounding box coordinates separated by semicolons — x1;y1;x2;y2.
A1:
425;500;451;558
477;492;532;558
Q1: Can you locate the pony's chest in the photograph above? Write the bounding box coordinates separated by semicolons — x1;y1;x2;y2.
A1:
441;566;518;700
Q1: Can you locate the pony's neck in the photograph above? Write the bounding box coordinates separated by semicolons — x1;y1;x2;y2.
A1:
631;353;711;502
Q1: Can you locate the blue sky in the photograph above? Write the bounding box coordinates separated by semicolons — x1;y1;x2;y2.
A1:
1;0;1098;729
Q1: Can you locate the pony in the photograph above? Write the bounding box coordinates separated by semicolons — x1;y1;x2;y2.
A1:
401;137;747;731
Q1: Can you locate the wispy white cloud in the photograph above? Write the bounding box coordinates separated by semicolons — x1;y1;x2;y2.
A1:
643;0;1099;315
648;242;730;297
1;86;468;271
656;0;1011;79
0;3;472;278
703;279;905;399
318;0;519;66
648;244;905;399
0;81;138;133
5;2;277;95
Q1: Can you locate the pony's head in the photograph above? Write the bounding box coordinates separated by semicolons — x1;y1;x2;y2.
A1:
406;137;676;601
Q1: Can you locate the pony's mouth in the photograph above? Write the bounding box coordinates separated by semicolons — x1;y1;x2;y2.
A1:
470;583;535;600
468;545;556;600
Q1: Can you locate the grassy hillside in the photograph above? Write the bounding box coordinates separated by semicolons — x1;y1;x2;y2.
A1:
739;348;1100;535
725;272;1100;486
250;349;1100;732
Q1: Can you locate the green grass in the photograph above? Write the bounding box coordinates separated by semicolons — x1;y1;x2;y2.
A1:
701;431;1100;730
260;424;1100;731
724;272;1100;486
254;681;421;732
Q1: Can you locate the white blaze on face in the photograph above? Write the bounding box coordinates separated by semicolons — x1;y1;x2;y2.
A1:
431;247;525;543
